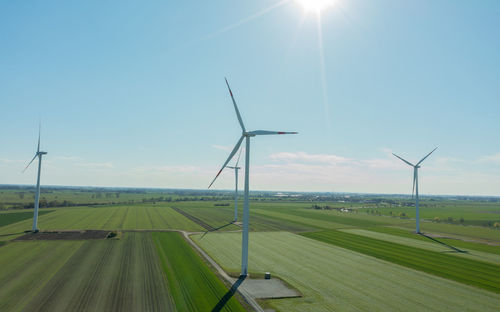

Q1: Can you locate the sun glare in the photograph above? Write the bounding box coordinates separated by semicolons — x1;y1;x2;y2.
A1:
295;0;336;13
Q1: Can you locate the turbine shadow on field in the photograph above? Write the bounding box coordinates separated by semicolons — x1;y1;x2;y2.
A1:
200;221;234;240
211;275;246;312
419;233;467;253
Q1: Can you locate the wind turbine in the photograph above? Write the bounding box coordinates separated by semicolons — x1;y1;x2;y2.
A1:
226;147;243;223
392;147;437;234
23;123;47;233
209;78;297;277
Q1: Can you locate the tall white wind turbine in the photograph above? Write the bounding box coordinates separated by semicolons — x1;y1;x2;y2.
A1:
209;78;297;276
23;124;47;233
226;147;243;223
393;147;437;234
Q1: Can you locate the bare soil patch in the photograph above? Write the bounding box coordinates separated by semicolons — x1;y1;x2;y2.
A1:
15;230;110;241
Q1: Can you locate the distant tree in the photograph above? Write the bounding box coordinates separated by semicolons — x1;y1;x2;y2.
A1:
459;217;464;224
494;222;500;228
433;217;441;223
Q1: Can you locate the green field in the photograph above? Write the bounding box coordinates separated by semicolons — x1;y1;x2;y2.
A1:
2;188;500;311
194;231;500;311
0;233;175;311
302;230;500;293
0;204;204;241
0;231;248;312
0;210;53;227
153;232;246;311
340;228;500;264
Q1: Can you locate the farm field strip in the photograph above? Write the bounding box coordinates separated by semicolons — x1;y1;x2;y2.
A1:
194;231;500;312
154;206;204;231
173;205;240;231
0;210;53;227
302;230;500;293
341;228;500;265
0;241;83;311
152;232;246;312
396;221;500;242
248;211;315;232
366;226;500;253
252;208;351;230
0;205;203;239
11;233;175;312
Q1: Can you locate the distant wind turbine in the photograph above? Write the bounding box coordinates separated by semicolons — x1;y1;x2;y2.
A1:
393;147;437;234
227;147;243;223
23;123;47;233
209;78;297;277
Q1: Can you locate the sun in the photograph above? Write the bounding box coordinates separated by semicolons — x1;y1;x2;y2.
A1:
295;0;336;13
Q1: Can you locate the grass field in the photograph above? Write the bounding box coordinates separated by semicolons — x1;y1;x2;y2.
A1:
302;230;500;293
0;204;204;241
0;210;53;227
194;231;500;311
1;194;500;311
340;228;500;264
153;232;246;311
174;201;315;232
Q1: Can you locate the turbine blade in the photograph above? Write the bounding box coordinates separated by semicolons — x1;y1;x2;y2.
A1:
37;122;41;153
392;153;415;167
22;154;38;173
248;130;298;136
416;147;438;166
225;78;246;132
208;135;245;188
235;145;243;167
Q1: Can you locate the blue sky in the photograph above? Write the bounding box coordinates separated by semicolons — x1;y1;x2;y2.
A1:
1;0;499;195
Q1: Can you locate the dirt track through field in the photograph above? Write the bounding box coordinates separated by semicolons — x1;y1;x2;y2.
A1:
172;206;215;231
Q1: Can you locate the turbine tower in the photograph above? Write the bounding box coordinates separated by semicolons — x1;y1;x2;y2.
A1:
23;124;47;233
227;148;243;223
209;78;297;277
393;147;437;234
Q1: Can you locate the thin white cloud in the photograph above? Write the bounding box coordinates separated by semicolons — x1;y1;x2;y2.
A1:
55;156;82;161
269;151;354;165
477;153;500;164
211;144;233;152
0;158;24;164
77;162;114;169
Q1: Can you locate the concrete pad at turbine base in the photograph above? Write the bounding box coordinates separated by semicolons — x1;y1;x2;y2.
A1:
232;278;301;299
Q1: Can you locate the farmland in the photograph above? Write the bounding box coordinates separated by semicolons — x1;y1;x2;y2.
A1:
1;186;500;311
0;210;53;227
193;231;500;312
302;230;500;293
0;232;247;312
153;232;246;311
0;204;204;241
